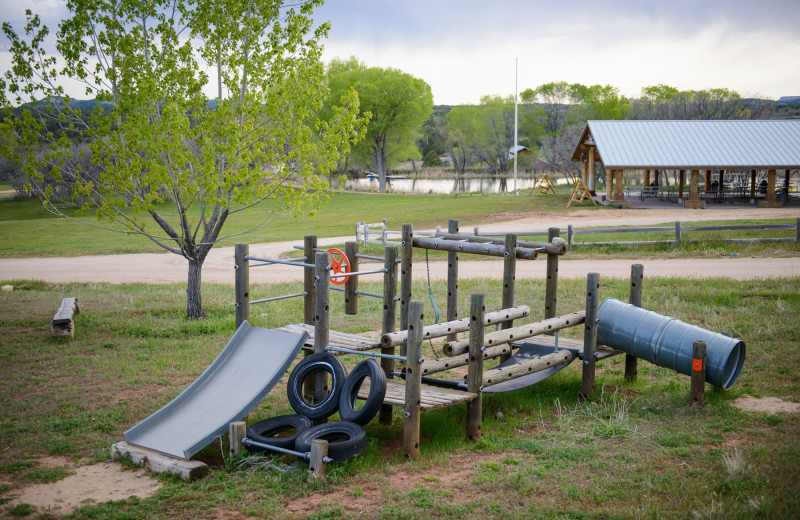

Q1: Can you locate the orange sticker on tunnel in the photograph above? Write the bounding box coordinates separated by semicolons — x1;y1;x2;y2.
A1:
692;359;704;372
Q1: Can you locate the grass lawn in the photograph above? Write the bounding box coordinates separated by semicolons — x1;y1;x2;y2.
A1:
0;276;798;519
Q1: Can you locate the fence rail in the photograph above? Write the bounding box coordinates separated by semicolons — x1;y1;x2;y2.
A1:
358;219;800;251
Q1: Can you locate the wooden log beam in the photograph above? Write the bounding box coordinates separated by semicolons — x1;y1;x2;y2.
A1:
690;340;707;407
51;297;80;337
421;343;513;376
413;236;538;260
442;311;586;357
379;246;399;425
399;224;414;357
381;305;530;348
500;233;517;362
545;227;560;320
433;231;565;256
482;350;572;388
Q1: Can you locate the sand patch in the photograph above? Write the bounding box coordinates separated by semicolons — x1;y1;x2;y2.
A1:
6;462;161;517
732;396;800;414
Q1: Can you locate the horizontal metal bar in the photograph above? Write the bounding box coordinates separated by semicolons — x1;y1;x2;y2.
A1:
392;371;469;390
241;438;333;463
355;253;385;261
250;291;308;304
330;268;388;278
325;346;407;361
354;290;383;298
292;245;331;253
330;286;344;293
246;256;315;269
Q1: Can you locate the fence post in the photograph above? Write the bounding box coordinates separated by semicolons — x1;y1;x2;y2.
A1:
344;241;359;316
581;272;599;398
625;264;644;381
446;219;460;342
235;243;249;329
796;218;799;243
362;222;368;248
545;227;560;319
379;246;399;425
399;223;414;357
675;221;681;244
690;340;707;407
568;224;574;250
466;293;485;441
403;300;424;460
474;226;479;236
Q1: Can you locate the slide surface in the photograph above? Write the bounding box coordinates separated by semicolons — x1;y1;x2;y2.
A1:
124;322;308;459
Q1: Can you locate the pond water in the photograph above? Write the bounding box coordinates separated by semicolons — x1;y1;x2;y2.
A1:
343;176;551;194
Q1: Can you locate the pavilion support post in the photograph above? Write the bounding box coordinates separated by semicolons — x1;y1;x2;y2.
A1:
704;170;711;192
581;158;588;185
782;169;791;204
750;170;757;202
759;169;782;208
654;169;660;186
719;170;725;195
446;219;459;342
588;148;596;193
684;169;706;209
678;170;685;201
613;169;629;207
606;168;614;202
643;169;651;187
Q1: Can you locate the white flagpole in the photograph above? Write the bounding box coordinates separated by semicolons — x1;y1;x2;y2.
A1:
513;57;519;195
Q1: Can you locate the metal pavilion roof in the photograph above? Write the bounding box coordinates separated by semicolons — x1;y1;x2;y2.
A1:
571;120;800;169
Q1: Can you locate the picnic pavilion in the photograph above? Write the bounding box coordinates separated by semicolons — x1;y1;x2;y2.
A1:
571;120;800;209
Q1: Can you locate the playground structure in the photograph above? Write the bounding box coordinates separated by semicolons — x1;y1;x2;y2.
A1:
118;218;745;478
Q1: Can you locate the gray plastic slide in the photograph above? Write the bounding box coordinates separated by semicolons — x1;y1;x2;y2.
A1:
124;322;308;459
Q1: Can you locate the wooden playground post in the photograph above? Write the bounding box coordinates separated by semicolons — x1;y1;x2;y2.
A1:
500;234;517;362
379;246;399;425
228;421;246;456
545;227;560;320
399;224;414;357
234;243;249;329
344;241;359;315
303;236;317;326
625;264;644;381
690;341;707;407
313;252;330;417
309;439;329;479
581;272;600;398
403;300;424;460
466;293;485;441
446;219;459;342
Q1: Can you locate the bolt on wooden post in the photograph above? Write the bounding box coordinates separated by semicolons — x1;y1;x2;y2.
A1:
690;340;707;407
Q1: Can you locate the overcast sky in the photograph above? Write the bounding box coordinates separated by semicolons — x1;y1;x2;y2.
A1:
3;0;799;105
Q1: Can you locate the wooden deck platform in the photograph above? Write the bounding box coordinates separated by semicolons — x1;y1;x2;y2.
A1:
276;323;381;352
358;379;477;412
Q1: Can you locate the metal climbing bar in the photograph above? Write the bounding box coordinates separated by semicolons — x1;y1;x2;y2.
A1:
355;253;385;261
250;291;308;305
355;290;382;299
245;255;315;269
241;438;333;463
329;268;388;278
325;346;407;362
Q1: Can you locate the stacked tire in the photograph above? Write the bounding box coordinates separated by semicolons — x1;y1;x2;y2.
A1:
244;355;387;462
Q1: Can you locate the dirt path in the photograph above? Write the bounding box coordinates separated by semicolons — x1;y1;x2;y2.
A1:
1;207;798;284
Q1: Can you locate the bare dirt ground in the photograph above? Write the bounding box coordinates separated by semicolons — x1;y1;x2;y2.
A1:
4;457;161;517
732;396;800;414
1;207;799;284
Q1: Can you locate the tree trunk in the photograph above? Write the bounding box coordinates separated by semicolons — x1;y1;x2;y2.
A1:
187;258;207;319
375;138;387;192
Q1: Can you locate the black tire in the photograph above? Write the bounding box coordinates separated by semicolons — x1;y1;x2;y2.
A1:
245;414;311;452
338;359;386;426
294;421;368;462
287;353;347;421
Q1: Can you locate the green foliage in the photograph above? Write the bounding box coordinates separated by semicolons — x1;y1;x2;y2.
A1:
1;1;365;317
422;149;443;167
325;57;433;190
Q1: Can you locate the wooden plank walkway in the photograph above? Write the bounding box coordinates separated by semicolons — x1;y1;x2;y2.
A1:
275;323;382;352
358;379;477;412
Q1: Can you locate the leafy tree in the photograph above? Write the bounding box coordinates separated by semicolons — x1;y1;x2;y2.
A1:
326;58;433;191
632;85;771;120
1;0;364;318
422;149;442;167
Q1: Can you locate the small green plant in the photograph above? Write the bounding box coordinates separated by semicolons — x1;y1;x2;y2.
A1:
8;503;35;517
23;466;73;484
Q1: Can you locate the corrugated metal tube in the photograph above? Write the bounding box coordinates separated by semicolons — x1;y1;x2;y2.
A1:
597;298;745;389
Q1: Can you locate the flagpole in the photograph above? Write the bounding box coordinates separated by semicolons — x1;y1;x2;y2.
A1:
513;57;518;195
